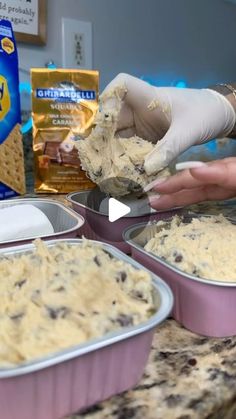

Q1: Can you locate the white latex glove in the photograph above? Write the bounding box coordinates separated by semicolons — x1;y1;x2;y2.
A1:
101;73;236;175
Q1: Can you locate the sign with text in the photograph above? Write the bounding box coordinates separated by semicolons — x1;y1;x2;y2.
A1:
0;0;46;45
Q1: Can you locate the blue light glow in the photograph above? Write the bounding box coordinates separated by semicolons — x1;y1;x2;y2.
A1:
19;82;32;134
175;80;187;88
140;76;158;86
47;62;56;69
21;118;33;134
19;82;31;95
205;139;217;152
140;75;187;88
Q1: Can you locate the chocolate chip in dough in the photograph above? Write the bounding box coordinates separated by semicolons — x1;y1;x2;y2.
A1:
174;254;183;263
102;249;114;259
160;234;168;245
116;314;133;327
131;290;148;303
188;358;197;366
192;268;200;277
55;286;65;292
46;306;69;319
116;271;127;283
14;279;27;288
93;256;101;266
134;164;145;174
120;271;127;282
93;168;103;177
183;233;196;240
10;313;25;321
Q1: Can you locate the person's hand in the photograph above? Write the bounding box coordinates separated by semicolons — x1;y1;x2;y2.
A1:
148;158;236;209
101;73;236;175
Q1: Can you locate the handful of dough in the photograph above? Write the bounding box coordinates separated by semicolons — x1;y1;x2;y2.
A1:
76;87;169;196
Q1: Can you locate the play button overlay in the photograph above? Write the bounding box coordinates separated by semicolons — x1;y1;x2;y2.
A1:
108;198;130;222
85;177;153;243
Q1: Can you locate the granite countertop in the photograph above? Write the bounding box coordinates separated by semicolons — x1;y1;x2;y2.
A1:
71;319;236;419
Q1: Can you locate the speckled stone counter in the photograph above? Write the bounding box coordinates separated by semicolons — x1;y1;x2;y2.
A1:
67;319;236;419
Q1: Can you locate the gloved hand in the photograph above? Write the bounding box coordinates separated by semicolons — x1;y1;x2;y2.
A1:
101;73;236;175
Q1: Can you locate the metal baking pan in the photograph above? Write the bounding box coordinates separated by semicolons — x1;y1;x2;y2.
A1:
67;190;181;253
0;198;84;247
124;214;236;337
0;238;173;419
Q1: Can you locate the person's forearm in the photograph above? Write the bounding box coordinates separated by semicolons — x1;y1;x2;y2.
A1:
208;83;236;138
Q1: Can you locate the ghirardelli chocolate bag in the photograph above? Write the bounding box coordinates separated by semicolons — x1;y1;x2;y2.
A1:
31;68;99;193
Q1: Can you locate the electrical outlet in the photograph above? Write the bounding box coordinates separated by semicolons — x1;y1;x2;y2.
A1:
62;18;92;69
74;33;85;67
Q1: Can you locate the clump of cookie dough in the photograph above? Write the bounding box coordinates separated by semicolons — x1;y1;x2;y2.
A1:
76;86;169;196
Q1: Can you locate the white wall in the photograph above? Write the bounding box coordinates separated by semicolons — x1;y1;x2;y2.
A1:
18;0;236;90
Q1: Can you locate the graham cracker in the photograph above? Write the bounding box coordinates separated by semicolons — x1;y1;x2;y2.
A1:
0;124;26;195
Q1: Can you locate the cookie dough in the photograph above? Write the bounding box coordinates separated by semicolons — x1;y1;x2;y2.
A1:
145;215;236;282
0;239;154;365
76;89;169;196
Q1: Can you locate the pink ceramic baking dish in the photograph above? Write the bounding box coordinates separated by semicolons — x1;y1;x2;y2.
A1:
0;238;173;419
0;198;84;248
67;190;181;253
124;215;236;338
